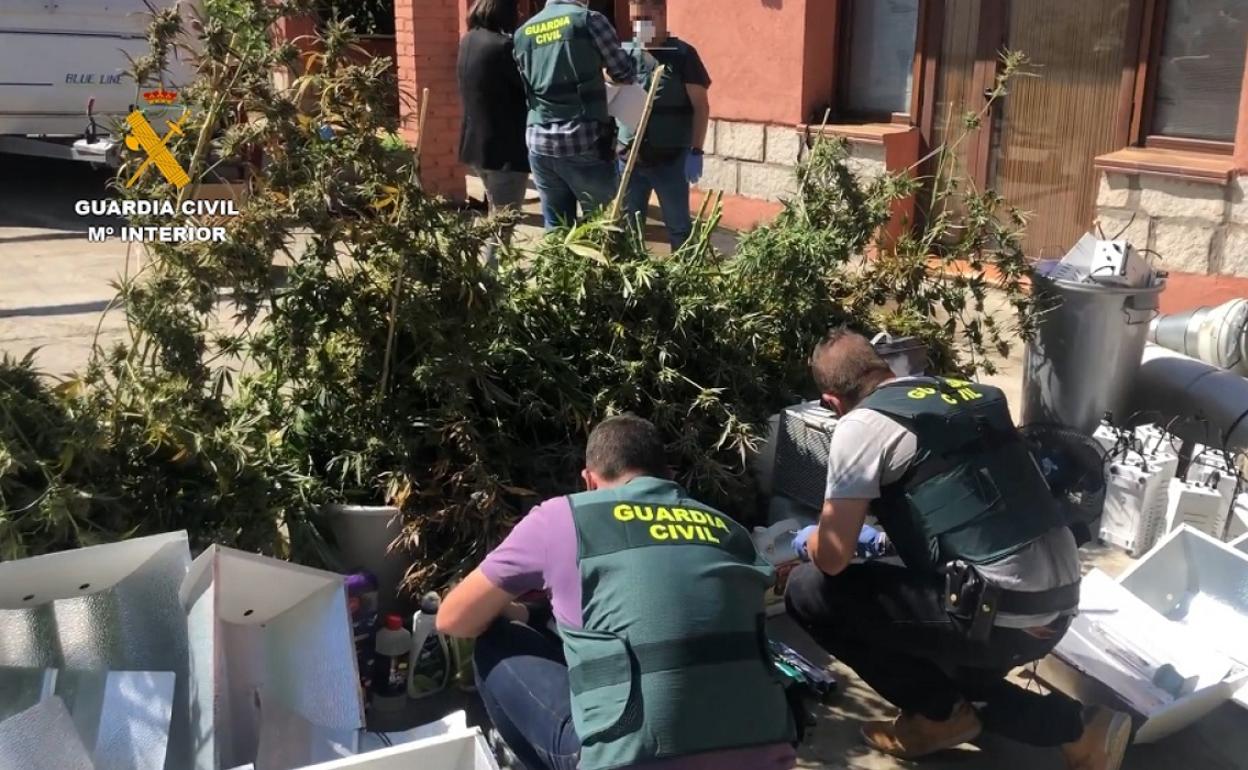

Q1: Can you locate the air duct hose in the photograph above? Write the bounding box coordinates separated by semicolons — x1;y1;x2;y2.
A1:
1133;344;1248;452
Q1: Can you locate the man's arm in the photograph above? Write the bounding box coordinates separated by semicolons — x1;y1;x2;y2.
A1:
439;569;529;638
585;11;635;83
686;84;710;151
438;499;554;637
801;412;903;574
681;47;712;152
806;498;870;576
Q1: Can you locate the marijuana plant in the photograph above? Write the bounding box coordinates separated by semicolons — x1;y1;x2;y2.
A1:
1;2;1038;598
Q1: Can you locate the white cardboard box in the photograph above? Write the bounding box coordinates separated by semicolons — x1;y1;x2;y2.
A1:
300;728;498;770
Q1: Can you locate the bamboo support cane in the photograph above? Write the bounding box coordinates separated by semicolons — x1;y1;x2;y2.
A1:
609;64;668;223
413;86;431;186
382;88;428;397
379;260;403;399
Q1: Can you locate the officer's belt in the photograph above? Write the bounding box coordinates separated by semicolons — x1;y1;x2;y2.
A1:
568;629;766;695
994;581;1080;616
539;81;607;98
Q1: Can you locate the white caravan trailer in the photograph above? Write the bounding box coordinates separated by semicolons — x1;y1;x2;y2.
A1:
0;0;194;164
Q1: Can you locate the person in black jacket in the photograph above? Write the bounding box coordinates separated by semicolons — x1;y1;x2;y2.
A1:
458;0;531;265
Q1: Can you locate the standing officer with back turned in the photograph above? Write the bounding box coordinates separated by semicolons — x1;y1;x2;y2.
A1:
513;0;635;231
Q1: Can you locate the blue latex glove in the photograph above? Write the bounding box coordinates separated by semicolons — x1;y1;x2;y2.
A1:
685;150;704;184
792;525;817;562
793;524;890;563
856;524;890;558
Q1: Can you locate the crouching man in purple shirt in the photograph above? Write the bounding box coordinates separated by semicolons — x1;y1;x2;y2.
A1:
440;415;798;770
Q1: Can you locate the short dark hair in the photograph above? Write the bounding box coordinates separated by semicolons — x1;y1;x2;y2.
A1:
810;327;894;404
467;0;518;33
585;415;668;481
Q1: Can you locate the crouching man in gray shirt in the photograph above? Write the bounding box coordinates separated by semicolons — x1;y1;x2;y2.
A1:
785;328;1131;770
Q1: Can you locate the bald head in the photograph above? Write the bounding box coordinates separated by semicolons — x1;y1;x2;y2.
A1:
810;328;894;412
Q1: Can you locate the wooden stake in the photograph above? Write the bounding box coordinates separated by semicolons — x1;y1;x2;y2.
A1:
379;262;403;400
609;65;668;223
413;86;431;184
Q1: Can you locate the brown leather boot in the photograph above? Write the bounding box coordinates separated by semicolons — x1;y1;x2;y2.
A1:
860;701;983;759
1061;706;1132;770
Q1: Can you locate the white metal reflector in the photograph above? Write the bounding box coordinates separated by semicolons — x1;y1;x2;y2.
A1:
92;670;176;770
1044;526;1248;741
180;545;363;770
0;696;96;770
0;532;193;769
1044;568;1246;743
1120;526;1248;711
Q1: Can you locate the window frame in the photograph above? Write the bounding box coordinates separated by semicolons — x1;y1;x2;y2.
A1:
835;0;934;125
1126;0;1242;155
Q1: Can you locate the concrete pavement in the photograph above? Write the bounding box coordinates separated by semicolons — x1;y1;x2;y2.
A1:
0;155;132;377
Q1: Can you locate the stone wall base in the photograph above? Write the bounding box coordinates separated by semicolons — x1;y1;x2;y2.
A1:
1095;172;1248;278
695;119;890;203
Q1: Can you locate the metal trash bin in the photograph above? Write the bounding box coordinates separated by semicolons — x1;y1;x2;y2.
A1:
1022;274;1165;434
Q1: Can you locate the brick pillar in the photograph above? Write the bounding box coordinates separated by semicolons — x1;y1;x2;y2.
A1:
272;12;317;43
395;0;467;200
269;11;319;92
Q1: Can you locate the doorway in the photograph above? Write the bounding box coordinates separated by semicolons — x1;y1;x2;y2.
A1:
927;0;1135;256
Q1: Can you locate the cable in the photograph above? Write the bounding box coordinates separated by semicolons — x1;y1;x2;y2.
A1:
1108;211;1137;241
1225;409;1248;457
1157;414;1183;456
1120;410;1165;428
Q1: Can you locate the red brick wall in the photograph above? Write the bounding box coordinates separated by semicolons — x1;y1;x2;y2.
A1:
395;0;467;199
272;13;317;48
668;0;811;125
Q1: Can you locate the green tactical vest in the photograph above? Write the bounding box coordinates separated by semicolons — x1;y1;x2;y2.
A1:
616;39;694;151
561;477;795;770
513;3;610;126
858;377;1066;572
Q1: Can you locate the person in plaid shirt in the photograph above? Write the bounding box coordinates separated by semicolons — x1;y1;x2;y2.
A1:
513;0;635;230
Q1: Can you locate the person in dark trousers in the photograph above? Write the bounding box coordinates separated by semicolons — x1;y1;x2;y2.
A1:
438;415;798;770
617;0;710;250
513;0;635;231
785;329;1132;770
458;0;530;266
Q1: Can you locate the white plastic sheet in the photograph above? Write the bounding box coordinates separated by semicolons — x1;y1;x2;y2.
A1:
606;82;647;133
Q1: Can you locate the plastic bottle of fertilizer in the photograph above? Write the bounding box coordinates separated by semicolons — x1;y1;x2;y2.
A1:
370;614;411;711
407;592;451;699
